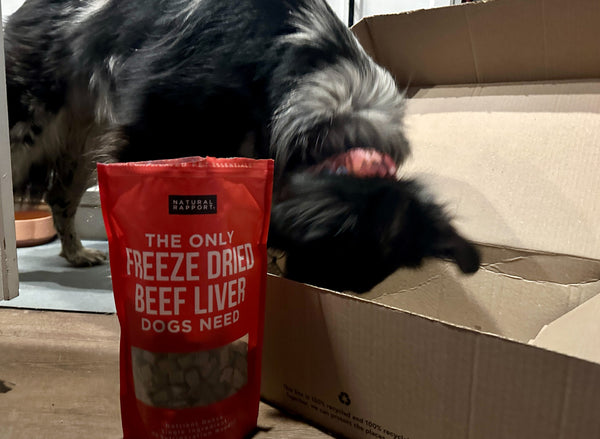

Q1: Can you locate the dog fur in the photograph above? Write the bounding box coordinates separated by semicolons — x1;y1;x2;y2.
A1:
5;0;479;292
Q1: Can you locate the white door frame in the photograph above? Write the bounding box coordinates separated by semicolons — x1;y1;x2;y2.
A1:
0;0;20;300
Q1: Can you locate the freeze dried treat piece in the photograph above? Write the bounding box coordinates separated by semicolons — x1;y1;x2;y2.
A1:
131;335;249;409
185;369;201;387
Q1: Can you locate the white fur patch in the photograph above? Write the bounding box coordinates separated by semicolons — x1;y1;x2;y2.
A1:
73;0;110;24
272;58;408;162
272;0;410;168
107;55;121;74
174;0;204;22
94;84;116;123
283;2;335;48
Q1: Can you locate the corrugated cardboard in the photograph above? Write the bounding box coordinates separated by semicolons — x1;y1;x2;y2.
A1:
364;245;600;342
532;292;600;364
262;275;600;439
261;1;600;438
352;0;600;86
402;81;600;260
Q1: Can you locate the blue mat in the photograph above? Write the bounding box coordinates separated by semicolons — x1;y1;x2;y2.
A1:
1;239;116;313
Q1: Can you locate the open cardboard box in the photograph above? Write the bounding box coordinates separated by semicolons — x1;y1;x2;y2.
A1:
261;0;600;437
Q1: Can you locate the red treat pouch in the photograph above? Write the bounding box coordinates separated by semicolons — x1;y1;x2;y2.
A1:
97;157;273;439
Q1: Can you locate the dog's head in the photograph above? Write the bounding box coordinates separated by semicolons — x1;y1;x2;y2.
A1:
267;2;478;292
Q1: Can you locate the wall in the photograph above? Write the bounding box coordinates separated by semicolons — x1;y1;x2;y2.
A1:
1;0;22;18
358;0;454;17
330;0;455;25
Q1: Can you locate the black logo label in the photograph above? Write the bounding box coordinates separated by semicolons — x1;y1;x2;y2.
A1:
169;195;217;215
338;392;351;406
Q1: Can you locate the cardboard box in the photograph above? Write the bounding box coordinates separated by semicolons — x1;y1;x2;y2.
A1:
261;0;600;437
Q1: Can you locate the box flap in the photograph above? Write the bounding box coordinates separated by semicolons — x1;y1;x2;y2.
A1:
532;291;600;363
400;80;600;260
353;0;600;86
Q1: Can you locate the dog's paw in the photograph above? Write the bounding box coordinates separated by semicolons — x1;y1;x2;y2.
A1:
61;247;108;267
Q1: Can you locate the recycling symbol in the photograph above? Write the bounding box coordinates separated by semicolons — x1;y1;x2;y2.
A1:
338;391;351;406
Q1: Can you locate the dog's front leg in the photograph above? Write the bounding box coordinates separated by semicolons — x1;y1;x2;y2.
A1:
46;160;107;267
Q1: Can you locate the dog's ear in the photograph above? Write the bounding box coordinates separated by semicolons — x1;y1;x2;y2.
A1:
268;184;355;247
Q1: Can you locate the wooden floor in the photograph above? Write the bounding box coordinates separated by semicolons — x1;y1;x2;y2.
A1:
0;308;333;439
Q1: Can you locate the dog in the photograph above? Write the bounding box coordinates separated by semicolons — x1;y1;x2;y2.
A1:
5;0;480;292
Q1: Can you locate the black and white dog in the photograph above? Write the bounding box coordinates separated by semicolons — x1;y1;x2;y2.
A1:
5;0;480;292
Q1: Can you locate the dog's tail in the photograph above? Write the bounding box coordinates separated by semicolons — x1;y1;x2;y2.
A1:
268;172;480;293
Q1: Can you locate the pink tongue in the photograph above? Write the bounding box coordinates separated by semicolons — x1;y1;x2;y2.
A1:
310;148;398;179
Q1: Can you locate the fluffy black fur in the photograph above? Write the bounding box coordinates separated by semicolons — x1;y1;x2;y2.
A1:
5;0;479;292
269;174;479;292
